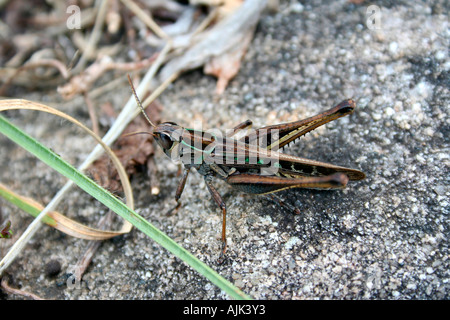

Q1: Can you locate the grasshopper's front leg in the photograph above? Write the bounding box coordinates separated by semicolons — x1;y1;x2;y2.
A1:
167;167;190;215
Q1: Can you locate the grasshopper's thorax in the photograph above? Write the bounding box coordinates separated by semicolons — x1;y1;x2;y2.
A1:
154;122;219;167
154;122;216;162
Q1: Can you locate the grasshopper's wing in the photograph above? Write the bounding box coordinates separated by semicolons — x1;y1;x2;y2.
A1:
240;99;356;151
228;99;365;180
211;141;365;181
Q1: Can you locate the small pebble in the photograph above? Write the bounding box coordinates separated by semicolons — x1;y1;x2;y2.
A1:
45;259;61;277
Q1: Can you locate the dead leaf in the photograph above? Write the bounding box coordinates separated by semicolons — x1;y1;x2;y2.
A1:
88;99;162;193
158;0;268;94
203;27;253;94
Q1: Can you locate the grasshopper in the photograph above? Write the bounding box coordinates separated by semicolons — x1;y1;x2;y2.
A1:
127;76;365;261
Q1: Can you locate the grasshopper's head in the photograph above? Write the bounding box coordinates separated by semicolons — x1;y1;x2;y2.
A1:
152;121;184;159
127;75;185;160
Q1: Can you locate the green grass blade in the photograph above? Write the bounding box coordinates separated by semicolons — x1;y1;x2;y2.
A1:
0;114;251;300
0;184;57;226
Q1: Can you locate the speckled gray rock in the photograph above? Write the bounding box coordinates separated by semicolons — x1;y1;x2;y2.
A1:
1;0;448;299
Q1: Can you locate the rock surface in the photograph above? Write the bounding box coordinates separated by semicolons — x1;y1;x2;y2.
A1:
1;0;448;299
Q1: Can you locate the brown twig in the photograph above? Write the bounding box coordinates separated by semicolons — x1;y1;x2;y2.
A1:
58;54;157;100
0;59;69;96
73;211;115;282
1;277;44;300
84;92;100;137
72;0;110;74
120;0;169;40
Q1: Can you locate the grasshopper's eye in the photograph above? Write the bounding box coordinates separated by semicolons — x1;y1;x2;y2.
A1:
157;132;174;150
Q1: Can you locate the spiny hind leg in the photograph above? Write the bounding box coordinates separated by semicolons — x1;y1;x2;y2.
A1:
226;119;253;138
227;173;349;195
229;173;349;216
263;193;301;215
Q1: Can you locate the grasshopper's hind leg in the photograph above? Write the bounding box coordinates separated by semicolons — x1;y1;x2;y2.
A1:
227;173;349;195
264;193;301;215
226;119;253;138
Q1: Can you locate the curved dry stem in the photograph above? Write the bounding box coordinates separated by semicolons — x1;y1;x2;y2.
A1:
0;183;130;240
72;0;109;74
0;99;134;274
120;0;169;40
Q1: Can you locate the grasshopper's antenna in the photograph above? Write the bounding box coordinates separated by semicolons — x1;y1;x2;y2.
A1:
120;131;155;139
127;74;156;128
